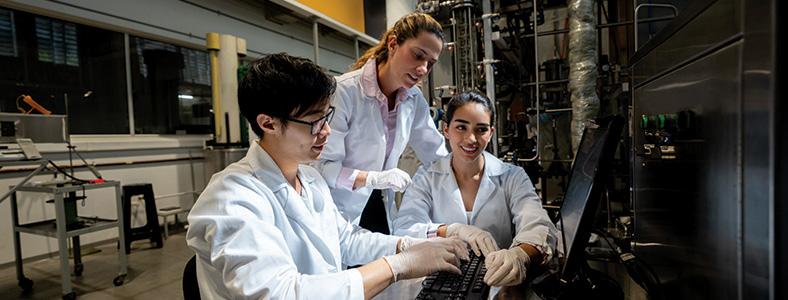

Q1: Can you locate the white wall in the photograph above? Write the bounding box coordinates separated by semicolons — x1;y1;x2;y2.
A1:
0;136;208;265
386;0;418;29
0;0;367;266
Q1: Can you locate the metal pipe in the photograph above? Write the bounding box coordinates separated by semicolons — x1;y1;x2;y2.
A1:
543;108;574;113
124;33;135;136
0;163;48;204
154;190;203;200
522;16;675;38
206;33;222;138
523;78;569;86
65;93;73;177
354;36;359;60
521;0;540;162
538;159;573;163
634;3;678;50
0;157;205;174
189;150;197;202
450;2;476;91
568;0;600;153
599;16;675;28
482;1;497;156
313;18;320;65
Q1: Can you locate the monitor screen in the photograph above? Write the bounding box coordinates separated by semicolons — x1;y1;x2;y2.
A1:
557;115;623;282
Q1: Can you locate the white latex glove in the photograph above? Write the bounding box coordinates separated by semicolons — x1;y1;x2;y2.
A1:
397;236;430;252
365;168;412;192
446;223;500;257
483;246;531;287
384;237;469;282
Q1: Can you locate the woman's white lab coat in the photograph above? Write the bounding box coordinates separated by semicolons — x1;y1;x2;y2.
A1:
187;145;399;299
316;63;447;227
392;152;557;259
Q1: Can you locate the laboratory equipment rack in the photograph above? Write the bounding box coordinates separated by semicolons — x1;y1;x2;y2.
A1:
8;179;127;300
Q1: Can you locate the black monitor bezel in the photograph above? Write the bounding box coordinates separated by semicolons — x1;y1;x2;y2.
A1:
557;115;624;282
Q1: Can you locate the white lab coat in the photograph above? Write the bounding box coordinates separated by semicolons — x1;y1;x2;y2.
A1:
392;152;558;260
316;64;447;228
186;144;400;300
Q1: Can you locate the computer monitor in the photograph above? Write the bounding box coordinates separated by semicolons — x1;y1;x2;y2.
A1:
556;115;624;282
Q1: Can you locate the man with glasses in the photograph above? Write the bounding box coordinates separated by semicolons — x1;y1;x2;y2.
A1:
186;53;468;299
285;106;335;135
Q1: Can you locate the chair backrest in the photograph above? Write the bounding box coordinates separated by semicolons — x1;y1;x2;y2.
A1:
183;255;201;300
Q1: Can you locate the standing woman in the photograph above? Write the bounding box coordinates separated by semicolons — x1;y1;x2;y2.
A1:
393;90;559;287
316;13;448;234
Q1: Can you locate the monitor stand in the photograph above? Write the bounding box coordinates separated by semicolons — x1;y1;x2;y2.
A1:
530;262;623;300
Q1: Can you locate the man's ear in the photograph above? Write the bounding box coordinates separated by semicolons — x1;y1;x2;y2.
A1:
257;114;278;135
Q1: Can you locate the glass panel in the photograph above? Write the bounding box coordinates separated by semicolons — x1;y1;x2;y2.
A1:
129;36;212;134
0;9;128;134
0;8;18;57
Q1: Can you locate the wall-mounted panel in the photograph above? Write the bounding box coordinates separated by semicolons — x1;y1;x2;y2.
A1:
633;40;742;300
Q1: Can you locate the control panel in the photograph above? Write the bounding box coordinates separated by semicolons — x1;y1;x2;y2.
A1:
635;110;698;159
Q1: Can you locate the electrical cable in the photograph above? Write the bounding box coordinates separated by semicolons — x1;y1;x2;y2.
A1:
47;160;90;183
15;95;27;113
592;226;665;300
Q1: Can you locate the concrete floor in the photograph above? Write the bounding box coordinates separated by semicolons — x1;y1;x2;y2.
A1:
0;230;193;300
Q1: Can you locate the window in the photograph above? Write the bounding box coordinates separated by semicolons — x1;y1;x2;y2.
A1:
0;9;128;134
0;8;17;57
0;7;212;135
35;16;79;66
130;36;212;134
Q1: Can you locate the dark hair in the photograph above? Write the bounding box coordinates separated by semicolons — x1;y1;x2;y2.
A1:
444;90;496;126
238;53;336;138
351;12;444;71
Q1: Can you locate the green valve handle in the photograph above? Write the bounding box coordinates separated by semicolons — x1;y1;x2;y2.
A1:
667;114;678;129
648;116;658;129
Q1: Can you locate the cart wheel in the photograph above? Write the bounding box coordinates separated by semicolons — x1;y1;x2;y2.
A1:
74;264;84;276
113;274;126;286
18;277;34;290
62;292;76;300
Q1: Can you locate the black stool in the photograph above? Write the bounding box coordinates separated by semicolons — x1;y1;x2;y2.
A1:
122;183;163;254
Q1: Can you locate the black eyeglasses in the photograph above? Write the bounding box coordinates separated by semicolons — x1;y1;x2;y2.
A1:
285;106;335;135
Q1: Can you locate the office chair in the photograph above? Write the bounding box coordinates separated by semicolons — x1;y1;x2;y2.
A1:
183;255;201;300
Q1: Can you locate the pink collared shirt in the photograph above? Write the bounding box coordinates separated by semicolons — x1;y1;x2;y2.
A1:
335;57;416;190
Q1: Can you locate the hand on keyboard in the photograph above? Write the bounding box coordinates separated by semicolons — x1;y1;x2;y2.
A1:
483;246;531;287
446;223;500;256
397;235;429;252
418;248;490;300
384;236;468;282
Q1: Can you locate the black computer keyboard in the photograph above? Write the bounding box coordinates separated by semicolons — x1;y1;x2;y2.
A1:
416;250;490;300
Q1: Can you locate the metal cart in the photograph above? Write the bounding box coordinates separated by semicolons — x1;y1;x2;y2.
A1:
7;178;127;300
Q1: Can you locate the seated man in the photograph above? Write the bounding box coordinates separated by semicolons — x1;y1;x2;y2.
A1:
186;53;468;299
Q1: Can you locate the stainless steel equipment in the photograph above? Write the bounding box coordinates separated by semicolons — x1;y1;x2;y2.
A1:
203;148;248;184
0;113;68;144
630;0;779;298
